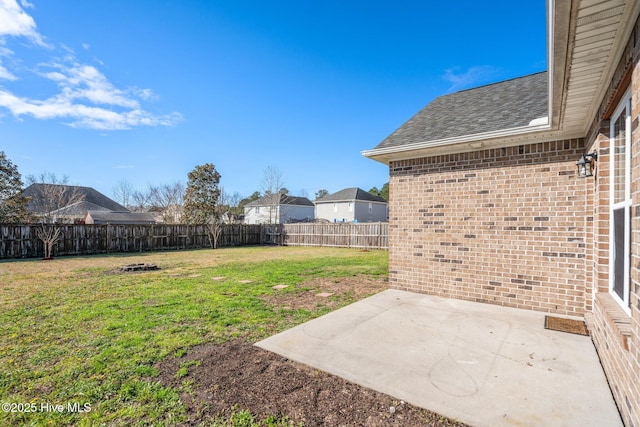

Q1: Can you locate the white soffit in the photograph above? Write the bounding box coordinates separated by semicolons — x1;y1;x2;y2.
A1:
561;0;639;134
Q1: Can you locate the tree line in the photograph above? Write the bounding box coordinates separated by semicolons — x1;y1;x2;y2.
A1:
0;152;228;249
1;150;388;228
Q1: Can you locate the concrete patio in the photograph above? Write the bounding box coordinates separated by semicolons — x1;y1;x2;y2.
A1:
256;289;622;427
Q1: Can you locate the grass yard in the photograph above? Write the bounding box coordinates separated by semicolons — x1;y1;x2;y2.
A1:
0;246;388;426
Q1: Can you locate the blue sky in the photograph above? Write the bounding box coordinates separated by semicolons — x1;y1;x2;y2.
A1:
0;0;546;201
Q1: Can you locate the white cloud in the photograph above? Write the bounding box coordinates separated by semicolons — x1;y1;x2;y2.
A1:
0;0;47;46
0;42;14;79
42;61;141;108
0;63;15;80
443;66;501;92
0;42;15;80
0;0;182;130
132;87;155;100
0;85;182;130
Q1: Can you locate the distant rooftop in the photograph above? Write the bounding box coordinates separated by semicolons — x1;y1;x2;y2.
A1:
85;211;158;225
246;193;314;207
316;187;387;203
23;183;128;213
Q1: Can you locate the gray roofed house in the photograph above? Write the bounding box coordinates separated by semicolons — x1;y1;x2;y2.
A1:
50;201;115;217
315;187;387;223
22;183;128;223
83;211;159;225
244;193;314;224
316;187;387;203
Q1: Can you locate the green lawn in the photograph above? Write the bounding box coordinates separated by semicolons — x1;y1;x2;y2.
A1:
0;246;388;426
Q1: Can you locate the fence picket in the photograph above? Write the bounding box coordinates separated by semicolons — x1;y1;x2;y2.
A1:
281;222;388;250
0;222;388;259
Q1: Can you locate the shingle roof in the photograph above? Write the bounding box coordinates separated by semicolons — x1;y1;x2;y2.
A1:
316;187;387;203
23;184;128;213
86;211;159;224
50;201;115;216
373;72;548;150
246;193;314;207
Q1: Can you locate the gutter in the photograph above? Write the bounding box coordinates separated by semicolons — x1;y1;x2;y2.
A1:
362;0;563;165
361;120;556;163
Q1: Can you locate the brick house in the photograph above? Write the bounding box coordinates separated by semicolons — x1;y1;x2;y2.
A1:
362;1;640;425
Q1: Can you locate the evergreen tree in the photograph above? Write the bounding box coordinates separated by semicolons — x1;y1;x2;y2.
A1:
380;182;389;201
0;151;30;223
183;163;221;224
368;183;389;201
182;163;223;248
315;189;329;200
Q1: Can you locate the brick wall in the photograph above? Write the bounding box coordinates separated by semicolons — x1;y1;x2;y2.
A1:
388;139;590;316
384;15;640;424
585;15;640;427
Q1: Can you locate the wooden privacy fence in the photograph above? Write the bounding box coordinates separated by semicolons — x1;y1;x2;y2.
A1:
0;224;266;259
281;222;388;249
0;222;388;259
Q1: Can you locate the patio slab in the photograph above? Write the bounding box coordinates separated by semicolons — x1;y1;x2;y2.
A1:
256;289;622;427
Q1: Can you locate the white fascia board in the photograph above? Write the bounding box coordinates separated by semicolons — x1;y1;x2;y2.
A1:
361;122;554;163
547;0;555;127
356;200;388;206
315;199;387;205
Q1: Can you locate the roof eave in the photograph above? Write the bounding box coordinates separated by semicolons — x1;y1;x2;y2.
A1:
316;199;387;204
361;121;584;164
362;0;573;166
548;0;569;132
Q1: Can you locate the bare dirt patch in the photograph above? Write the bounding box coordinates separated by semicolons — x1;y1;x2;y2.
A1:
263;276;388;311
157;340;469;426
156;276;469;426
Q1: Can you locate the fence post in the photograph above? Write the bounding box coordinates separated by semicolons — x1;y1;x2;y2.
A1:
0;222;390;259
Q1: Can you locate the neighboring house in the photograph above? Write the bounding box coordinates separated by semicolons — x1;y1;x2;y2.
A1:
362;1;640;425
83;211;159;225
244;193;314;224
315;187;387;223
23;184;128;223
148;204;183;224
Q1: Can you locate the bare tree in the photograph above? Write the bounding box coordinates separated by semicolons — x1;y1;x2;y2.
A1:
260;166;286;224
148;181;185;223
37;225;62;259
112;179;135;210
130;189;153;213
218;187;243;224
26;172;84;223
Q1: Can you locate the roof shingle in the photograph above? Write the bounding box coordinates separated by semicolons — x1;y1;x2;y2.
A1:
246;193;314;207
316;187;387;203
23;184;128;213
86;211;159;224
373;72;548;151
